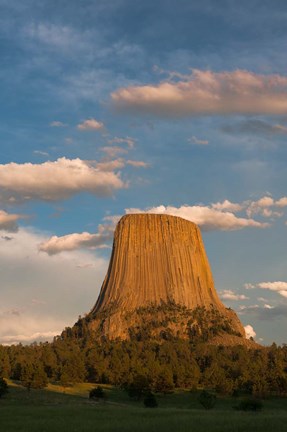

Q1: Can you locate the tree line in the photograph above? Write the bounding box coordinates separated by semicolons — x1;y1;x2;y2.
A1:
0;326;287;397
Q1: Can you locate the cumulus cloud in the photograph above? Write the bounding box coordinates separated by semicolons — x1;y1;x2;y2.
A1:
276;197;287;207
125;205;269;231
77;118;104;130
246;196;274;217
212;200;243;213
244;195;287;218
0;210;25;232
244;324;256;339
39;230;113;255
188;136;209;145
220;290;249;301
0;157;126;202
111;69;287;117
40;214;123;256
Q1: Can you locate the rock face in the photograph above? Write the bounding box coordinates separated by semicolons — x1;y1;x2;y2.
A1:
87;214;245;342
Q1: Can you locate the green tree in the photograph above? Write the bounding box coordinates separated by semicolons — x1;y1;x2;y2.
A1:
21;362;47;391
126;374;151;400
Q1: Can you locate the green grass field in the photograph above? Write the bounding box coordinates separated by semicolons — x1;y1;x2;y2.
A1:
1;382;287;432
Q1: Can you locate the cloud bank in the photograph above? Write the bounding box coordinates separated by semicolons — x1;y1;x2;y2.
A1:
111;70;287;117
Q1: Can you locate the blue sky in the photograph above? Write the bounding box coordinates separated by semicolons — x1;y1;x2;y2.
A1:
1;0;287;345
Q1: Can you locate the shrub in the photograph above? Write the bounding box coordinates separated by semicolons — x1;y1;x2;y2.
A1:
0;377;8;398
89;386;105;400
143;392;158;408
235;397;263;412
198;390;216;410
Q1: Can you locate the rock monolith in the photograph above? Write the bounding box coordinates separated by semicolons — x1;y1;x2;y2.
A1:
87;214;246;343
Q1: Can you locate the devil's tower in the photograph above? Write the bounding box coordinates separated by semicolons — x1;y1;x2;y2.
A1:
86;214;246;344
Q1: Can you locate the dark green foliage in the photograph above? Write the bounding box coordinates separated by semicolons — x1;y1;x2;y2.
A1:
235;397;263;411
0;377;8;398
0;307;287;400
143;392;158;408
125;374;151;400
198;390;217;410
89;386;105;399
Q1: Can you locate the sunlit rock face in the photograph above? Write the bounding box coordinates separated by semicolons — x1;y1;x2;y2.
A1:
87;214;246;343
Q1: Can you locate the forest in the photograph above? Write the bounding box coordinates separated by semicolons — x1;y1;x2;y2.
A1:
1;311;287;398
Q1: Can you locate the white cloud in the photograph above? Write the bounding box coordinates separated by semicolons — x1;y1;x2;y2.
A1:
188;136;209;145
244;281;287;298
39;217;117;255
244;324;256;339
212;199;243;213
0;157;126;202
77;118;104;131
245;195;287;218
220;290;249;301
126;160;149;168
33;150;49;157
0;227;108;345
107;136;136;149
50;121;67;127
125;205;269;231
39;231;112;255
263;304;274;309
244;283;256;289
0;210;25;232
246;196;274;217
257;281;287;298
275;197;287;207
111;69;287;117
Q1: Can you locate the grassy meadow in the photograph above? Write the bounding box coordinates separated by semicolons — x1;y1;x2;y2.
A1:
1;381;287;432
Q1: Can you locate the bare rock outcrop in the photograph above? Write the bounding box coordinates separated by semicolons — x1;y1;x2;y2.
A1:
87;214;246;343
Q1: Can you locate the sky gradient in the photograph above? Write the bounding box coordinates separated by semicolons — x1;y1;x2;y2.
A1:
1;0;287;345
